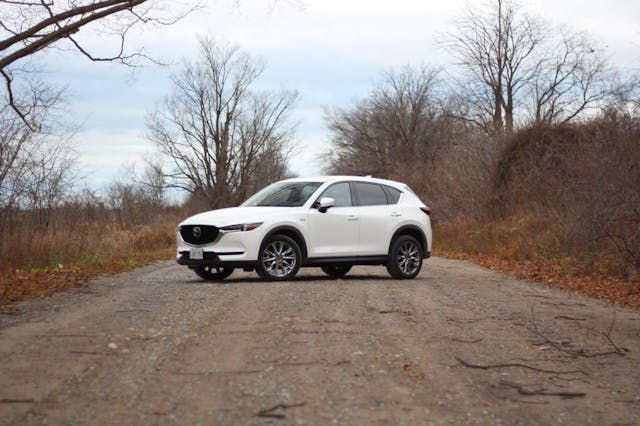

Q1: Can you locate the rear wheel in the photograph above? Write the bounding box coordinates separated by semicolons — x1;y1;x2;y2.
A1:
321;264;352;278
193;265;234;281
386;235;422;279
256;235;301;281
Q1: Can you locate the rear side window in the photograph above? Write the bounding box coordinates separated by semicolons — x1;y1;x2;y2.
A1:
354;182;388;206
382;185;402;204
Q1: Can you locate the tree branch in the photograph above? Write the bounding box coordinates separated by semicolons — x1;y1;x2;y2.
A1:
1;69;39;131
455;356;587;375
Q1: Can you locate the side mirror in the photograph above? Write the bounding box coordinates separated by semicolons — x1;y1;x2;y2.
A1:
318;197;335;213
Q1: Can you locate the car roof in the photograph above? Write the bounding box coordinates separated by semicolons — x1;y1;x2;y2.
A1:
281;175;408;190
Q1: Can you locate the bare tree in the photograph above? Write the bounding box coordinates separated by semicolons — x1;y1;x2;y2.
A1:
325;65;498;221
441;0;615;135
442;0;542;134
0;0;195;129
0;78;65;215
22;138;77;230
106;174;148;225
0;78;77;262
326;65;442;177
147;37;298;208
530;28;615;123
139;156;167;208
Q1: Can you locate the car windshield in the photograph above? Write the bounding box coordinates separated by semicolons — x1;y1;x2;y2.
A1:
241;181;322;207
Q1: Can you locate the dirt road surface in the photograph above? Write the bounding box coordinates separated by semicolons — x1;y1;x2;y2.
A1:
1;257;639;425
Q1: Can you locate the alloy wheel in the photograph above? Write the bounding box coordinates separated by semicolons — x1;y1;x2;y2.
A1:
261;239;298;279
397;240;421;275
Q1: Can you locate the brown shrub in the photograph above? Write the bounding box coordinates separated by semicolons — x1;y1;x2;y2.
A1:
131;225;176;252
490;113;640;275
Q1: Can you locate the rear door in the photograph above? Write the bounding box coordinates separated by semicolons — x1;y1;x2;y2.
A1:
353;182;402;256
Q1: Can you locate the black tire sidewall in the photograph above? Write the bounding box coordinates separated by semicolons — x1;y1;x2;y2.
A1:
387;235;422;279
321;264;352;278
194;266;234;281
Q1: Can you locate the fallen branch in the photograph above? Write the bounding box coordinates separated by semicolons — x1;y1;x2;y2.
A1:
39;334;96;338
455;356;586;375
500;380;586;398
0;398;35;403
69;350;113;356
256;402;306;419
449;337;484;343
447;317;492;324
540;301;587;307
554;315;586;321
171;369;263;376
379;309;412;315
531;306;626;358
587;311;630;355
524;294;554;299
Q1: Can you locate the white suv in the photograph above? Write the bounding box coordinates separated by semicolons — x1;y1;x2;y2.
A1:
177;176;432;281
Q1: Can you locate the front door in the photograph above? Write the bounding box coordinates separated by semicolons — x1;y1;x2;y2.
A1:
306;182;359;257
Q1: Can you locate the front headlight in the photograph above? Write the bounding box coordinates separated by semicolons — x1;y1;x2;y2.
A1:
219;222;263;232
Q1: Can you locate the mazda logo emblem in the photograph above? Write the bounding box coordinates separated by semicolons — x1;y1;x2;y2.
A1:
192;226;202;239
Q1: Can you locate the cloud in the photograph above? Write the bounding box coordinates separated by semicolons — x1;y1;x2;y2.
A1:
31;0;639;191
74;129;154;189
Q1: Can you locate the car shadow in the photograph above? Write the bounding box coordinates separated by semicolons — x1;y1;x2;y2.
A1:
179;273;394;286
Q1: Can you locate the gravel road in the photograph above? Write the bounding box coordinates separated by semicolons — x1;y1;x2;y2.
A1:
1;257;639;425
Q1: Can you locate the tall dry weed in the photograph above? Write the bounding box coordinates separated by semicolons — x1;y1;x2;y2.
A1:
0;207;181;277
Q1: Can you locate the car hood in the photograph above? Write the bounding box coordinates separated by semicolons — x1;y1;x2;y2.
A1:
179;206;298;228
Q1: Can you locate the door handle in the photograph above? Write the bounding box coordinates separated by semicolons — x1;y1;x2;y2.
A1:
347;215;359;221
391;212;401;217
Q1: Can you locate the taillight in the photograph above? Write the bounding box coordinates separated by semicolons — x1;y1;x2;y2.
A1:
420;207;432;216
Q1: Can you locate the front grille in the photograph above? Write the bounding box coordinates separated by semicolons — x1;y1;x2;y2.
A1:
179;225;219;245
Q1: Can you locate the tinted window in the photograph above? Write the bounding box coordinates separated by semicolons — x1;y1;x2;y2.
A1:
354;182;388;206
382;185;402;204
319;182;353;207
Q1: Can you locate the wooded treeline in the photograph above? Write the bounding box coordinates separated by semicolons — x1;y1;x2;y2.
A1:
324;0;639;276
326;76;639;274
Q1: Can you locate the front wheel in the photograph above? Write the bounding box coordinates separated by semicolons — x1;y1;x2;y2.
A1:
386;235;423;279
193;265;234;281
256;235;301;281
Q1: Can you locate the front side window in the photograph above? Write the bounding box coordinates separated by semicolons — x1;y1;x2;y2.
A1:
318;182;353;207
242;181;322;207
354;182;388;206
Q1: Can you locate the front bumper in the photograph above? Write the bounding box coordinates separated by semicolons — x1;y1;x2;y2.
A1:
176;226;265;268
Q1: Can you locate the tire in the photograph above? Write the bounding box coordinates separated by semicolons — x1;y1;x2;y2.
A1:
321;264;352;278
386;235;423;279
256;234;301;281
193;265;234;281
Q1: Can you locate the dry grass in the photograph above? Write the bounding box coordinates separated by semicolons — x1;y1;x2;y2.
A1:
435;215;564;262
0;214;180;303
435;219;640;308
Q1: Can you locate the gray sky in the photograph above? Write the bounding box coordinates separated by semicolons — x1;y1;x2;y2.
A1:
42;0;639;191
